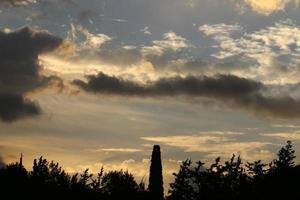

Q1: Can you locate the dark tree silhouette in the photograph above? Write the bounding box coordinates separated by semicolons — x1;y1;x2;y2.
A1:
1;141;300;200
100;170;140;199
0;155;146;200
246;160;267;177
167;141;300;200
274;140;296;169
168;159;195;200
148;145;164;200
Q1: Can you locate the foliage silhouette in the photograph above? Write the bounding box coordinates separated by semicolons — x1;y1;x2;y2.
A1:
167;141;300;200
0;142;300;200
0;156;147;200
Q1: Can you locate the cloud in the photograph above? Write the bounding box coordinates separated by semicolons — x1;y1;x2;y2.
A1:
185;0;298;15
0;93;41;122
199;20;300;84
87;148;143;153
73;72;300;119
141;132;272;161
0;0;38;6
272;124;300;128
140;26;152;35
47;25;256;79
69;24;112;50
199;23;243;37
73;72;261;96
243;0;299;15
0;26;63;122
112;18;128;23
47;26;255;80
48;24;142;67
65;159;149;177
262;132;300;141
0;26;63;93
88;47;143;67
65;158;180;190
46;30;192;75
142;31;191;56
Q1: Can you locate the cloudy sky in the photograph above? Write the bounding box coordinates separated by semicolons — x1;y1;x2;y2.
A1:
2;0;300;188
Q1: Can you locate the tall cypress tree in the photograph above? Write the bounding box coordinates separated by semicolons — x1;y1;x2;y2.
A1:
148;145;164;200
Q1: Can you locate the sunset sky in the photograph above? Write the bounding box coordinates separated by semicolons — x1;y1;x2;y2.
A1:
2;0;300;187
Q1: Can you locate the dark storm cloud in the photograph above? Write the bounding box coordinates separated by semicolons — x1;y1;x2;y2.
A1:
73;72;262;96
0;27;63;122
0;93;41;122
0;26;63;93
73;72;300;118
75;73;262;97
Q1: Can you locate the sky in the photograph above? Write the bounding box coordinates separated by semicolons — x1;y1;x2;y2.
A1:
2;0;300;189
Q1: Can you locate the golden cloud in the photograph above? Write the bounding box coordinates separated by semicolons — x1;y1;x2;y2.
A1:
141;132;273;161
244;0;299;15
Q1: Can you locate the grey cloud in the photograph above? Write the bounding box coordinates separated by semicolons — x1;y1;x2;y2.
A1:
65;30;189;69
65;27;245;75
242;94;300;119
73;72;261;97
76;47;143;67
96;48;143;66
0;27;63;122
0;93;41;122
0;26;63;93
199;21;300;83
73;72;300;119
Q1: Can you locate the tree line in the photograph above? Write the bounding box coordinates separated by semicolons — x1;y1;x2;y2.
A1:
168;141;300;200
0;141;300;199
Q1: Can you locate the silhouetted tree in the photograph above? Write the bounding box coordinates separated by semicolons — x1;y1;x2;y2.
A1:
101;170;139;199
168;159;195;200
263;141;299;199
91;167;104;192
245;160;267;199
246;160;267;178
167;141;300;200
273;140;296;170
148;145;164;200
1;141;300;200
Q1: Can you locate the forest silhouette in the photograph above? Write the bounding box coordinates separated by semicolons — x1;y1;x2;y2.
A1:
0;141;300;200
